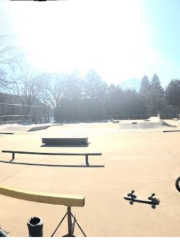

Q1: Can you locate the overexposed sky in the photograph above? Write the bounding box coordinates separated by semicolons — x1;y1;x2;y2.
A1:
1;0;178;86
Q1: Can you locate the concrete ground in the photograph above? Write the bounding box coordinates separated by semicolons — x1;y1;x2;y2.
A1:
0;120;180;237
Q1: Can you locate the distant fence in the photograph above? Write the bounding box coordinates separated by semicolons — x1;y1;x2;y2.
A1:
0;102;52;124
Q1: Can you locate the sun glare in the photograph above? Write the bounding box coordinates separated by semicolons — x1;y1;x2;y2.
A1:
3;0;158;83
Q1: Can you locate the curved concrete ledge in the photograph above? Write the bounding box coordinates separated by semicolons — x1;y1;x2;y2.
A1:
0;185;85;207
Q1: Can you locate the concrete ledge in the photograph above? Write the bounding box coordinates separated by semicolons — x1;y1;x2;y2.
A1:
0;185;85;207
42;137;88;146
0;132;14;135
163;130;180;132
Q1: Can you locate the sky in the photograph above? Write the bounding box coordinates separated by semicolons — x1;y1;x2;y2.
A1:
1;0;180;87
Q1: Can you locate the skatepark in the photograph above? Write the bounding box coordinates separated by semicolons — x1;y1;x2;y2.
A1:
0;117;180;237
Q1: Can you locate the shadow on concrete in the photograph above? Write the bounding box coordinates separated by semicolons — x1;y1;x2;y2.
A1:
0;159;104;168
40;143;90;148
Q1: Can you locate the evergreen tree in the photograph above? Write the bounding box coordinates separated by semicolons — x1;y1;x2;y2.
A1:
139;75;151;116
165;79;180;110
139;75;151;97
150;74;165;114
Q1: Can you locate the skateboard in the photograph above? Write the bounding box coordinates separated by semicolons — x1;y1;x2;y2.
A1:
124;190;160;209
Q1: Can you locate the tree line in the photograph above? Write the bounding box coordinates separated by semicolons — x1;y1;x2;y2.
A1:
0;69;180;123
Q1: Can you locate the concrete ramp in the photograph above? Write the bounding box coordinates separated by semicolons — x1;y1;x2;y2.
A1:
0;123;52;133
0;124;33;133
147;116;161;122
119;119;176;130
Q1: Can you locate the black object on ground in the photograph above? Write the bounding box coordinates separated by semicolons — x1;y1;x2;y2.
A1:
27;217;43;237
124;190;160;209
42;137;88;146
175;176;180;192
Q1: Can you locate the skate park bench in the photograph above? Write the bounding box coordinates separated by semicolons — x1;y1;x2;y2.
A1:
1;150;102;167
0;185;86;236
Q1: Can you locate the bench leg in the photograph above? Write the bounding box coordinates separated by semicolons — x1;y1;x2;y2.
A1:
85;155;89;166
10;153;15;162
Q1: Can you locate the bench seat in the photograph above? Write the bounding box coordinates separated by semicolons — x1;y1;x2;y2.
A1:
0;185;85;207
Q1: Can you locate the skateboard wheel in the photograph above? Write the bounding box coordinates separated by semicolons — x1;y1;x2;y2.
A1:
127;190;135;197
148;193;155;200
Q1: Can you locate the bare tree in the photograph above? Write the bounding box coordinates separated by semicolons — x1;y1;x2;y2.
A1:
38;72;67;122
0;8;24;90
10;65;44;123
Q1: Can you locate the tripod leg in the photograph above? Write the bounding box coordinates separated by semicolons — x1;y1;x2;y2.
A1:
51;207;86;237
51;212;67;237
73;216;87;237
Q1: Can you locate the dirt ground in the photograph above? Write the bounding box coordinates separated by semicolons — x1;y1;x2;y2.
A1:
0;120;180;237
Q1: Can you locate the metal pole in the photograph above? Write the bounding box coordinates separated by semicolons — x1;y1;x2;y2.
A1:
67;206;74;236
85;155;89;166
